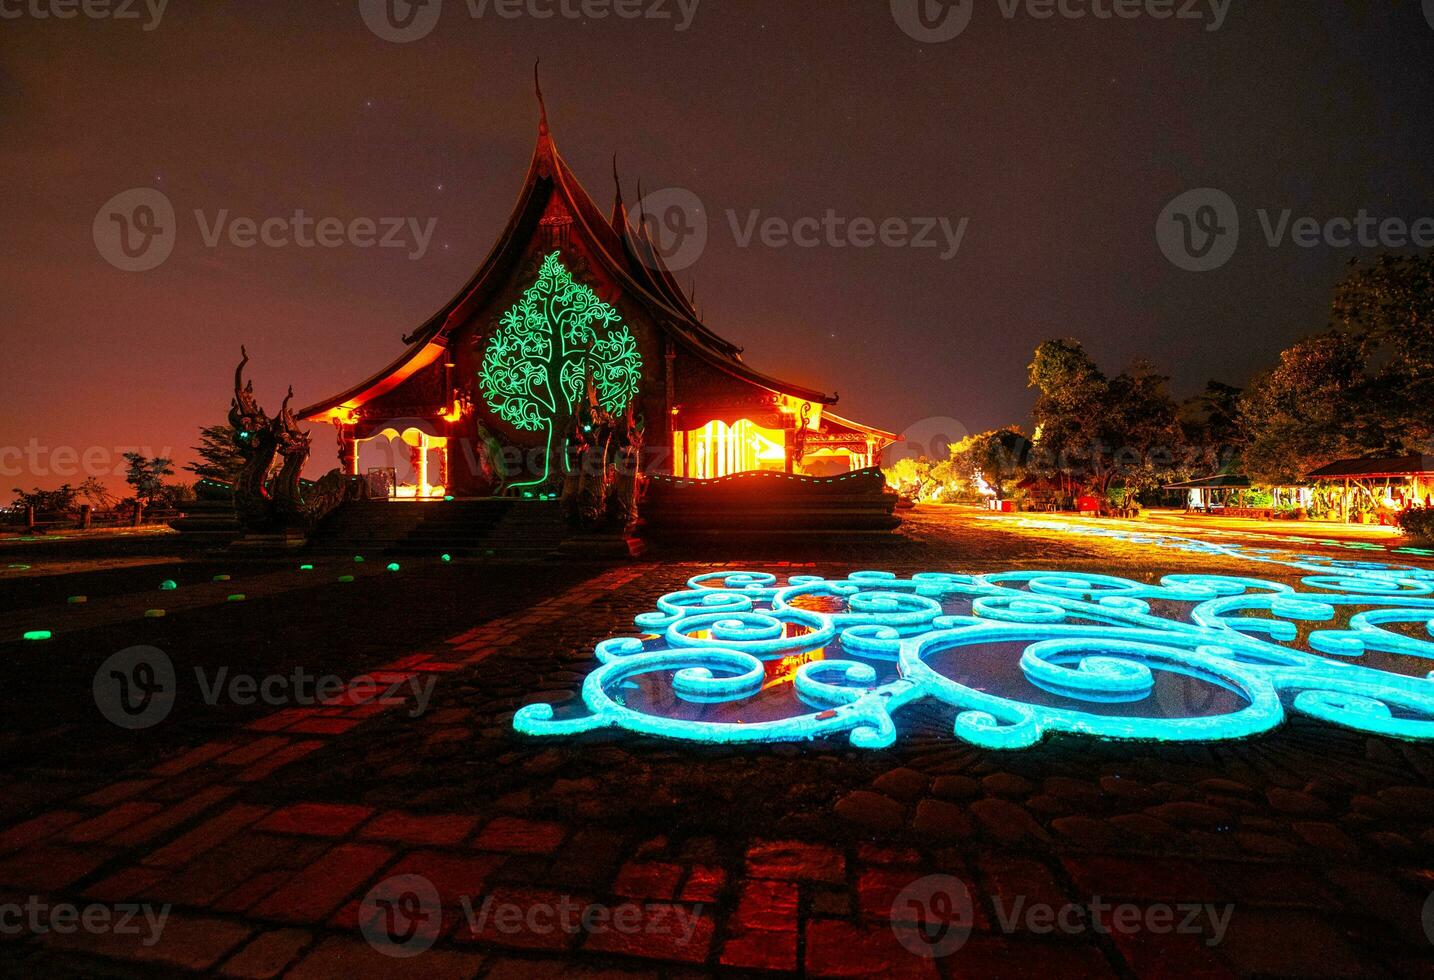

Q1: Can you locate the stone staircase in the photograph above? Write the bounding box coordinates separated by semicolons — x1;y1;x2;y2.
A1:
309;498;568;560
306;500;431;555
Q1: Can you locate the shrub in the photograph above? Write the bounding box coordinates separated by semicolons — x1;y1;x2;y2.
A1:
1398;507;1434;543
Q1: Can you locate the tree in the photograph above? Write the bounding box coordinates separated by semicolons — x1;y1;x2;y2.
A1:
1026;340;1186;499
948;427;1028;501
882;456;938;500
123;453;175;512
8;485;78;517
1179;380;1245;469
479;251;643;489
1330;253;1434;450
1239;331;1370;485
186;424;246;483
1239;253;1434;485
1103;360;1188;497
77;477;119;511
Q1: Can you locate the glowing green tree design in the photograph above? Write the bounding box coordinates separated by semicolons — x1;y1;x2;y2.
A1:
479;251;643;488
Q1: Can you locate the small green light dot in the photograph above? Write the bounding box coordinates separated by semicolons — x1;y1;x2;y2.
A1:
160;580;178;590
338;575;355;583
212;575;230;582
144;609;165;618
441;553;452;562
299;564;314;571
23;630;51;641
444;495;454;501
386;562;400;572
353;556;364;563
227;594;245;602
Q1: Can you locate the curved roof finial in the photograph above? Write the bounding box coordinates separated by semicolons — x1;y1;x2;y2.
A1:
534;59;548;136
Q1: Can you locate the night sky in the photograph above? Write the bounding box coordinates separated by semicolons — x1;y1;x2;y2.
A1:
4;1;1434;489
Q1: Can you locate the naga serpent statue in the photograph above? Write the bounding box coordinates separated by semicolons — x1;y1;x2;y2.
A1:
608;403;643;528
269;387;312;525
228;347;281;530
228;348;366;534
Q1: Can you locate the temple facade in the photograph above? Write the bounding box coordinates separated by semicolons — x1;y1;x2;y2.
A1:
299;93;895;498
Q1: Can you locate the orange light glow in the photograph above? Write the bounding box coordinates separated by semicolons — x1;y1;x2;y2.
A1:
680;418;787;479
761;648;826;690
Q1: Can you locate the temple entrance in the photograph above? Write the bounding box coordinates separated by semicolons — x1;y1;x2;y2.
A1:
674;419;787;479
353;425;449;499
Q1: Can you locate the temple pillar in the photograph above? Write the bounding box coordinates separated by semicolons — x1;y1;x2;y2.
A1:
411;442;426;494
336;424;358;475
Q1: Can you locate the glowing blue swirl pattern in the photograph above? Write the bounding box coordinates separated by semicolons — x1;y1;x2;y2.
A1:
513;551;1434;749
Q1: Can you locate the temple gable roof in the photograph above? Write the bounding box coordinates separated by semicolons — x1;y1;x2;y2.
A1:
299;87;838;422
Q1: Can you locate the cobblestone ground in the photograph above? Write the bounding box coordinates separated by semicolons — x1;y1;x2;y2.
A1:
2;508;1434;977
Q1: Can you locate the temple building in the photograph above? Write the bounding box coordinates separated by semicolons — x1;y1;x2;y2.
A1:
298;89;895;499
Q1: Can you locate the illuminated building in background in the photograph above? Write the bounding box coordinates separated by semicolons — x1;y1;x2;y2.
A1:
299;86;895;498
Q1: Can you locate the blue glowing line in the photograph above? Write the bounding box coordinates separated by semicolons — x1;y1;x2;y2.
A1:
512;535;1434;749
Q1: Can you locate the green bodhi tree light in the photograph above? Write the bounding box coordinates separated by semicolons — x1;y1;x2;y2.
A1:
479;251;643;489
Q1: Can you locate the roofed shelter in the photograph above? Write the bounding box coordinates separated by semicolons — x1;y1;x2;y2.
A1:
1305;453;1434;523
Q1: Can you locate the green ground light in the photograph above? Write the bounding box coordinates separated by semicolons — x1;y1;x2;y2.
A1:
227;594;245;602
22;630;51;641
160;580;178;590
386;563;400;572
145;609;165;618
338;575;354;583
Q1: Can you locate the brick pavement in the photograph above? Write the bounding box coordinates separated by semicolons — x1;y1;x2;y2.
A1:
1;511;1433;976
